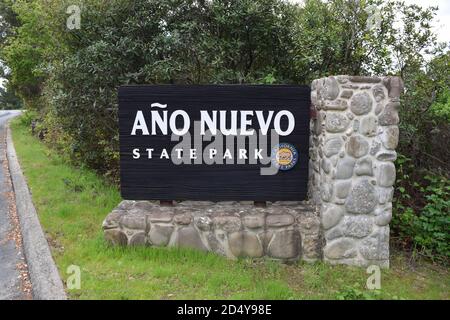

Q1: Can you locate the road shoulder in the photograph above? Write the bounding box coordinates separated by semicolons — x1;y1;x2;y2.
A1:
6;123;67;300
0;117;31;300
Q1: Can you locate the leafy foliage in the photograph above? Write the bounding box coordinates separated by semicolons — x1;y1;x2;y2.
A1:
335;284;382;300
393;155;450;262
430;87;450;123
0;85;22;109
17;109;38;127
399;52;450;172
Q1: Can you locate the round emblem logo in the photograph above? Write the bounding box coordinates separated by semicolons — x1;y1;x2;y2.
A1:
271;143;299;171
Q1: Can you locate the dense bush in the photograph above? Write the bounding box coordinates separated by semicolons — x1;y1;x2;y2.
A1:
392;155;450;262
399;52;450;172
17;109;37;127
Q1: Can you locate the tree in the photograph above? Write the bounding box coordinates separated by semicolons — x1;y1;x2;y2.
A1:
399;51;450;171
0;84;22;110
291;0;446;81
0;0;19;47
0;0;20;89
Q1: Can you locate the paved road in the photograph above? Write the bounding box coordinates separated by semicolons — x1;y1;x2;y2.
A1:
0;110;30;300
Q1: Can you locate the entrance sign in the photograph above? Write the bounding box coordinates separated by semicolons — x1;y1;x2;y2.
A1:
119;85;310;201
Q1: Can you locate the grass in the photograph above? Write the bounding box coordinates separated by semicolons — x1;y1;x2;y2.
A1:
10;118;450;300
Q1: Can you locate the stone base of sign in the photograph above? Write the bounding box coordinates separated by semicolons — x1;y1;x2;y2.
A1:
102;200;321;262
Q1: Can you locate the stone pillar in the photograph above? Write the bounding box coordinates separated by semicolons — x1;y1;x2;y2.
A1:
310;75;403;267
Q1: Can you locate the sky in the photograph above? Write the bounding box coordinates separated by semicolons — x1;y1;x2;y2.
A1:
1;0;449;89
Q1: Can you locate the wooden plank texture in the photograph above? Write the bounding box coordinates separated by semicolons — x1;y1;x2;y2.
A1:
119;85;310;201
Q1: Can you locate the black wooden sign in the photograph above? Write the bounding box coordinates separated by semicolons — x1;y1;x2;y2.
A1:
119;85;310;201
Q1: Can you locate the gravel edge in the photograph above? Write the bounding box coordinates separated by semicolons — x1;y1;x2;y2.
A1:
6;124;67;300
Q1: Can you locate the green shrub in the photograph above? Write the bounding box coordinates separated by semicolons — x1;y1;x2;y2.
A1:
18;109;38;127
335;284;383;300
399;52;450;173
430;88;450;123
392;155;450;262
414;175;450;259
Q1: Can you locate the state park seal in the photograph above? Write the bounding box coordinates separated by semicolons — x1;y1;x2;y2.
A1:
271;143;299;171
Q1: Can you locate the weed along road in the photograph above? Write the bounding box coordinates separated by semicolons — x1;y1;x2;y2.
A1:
0;110;31;299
